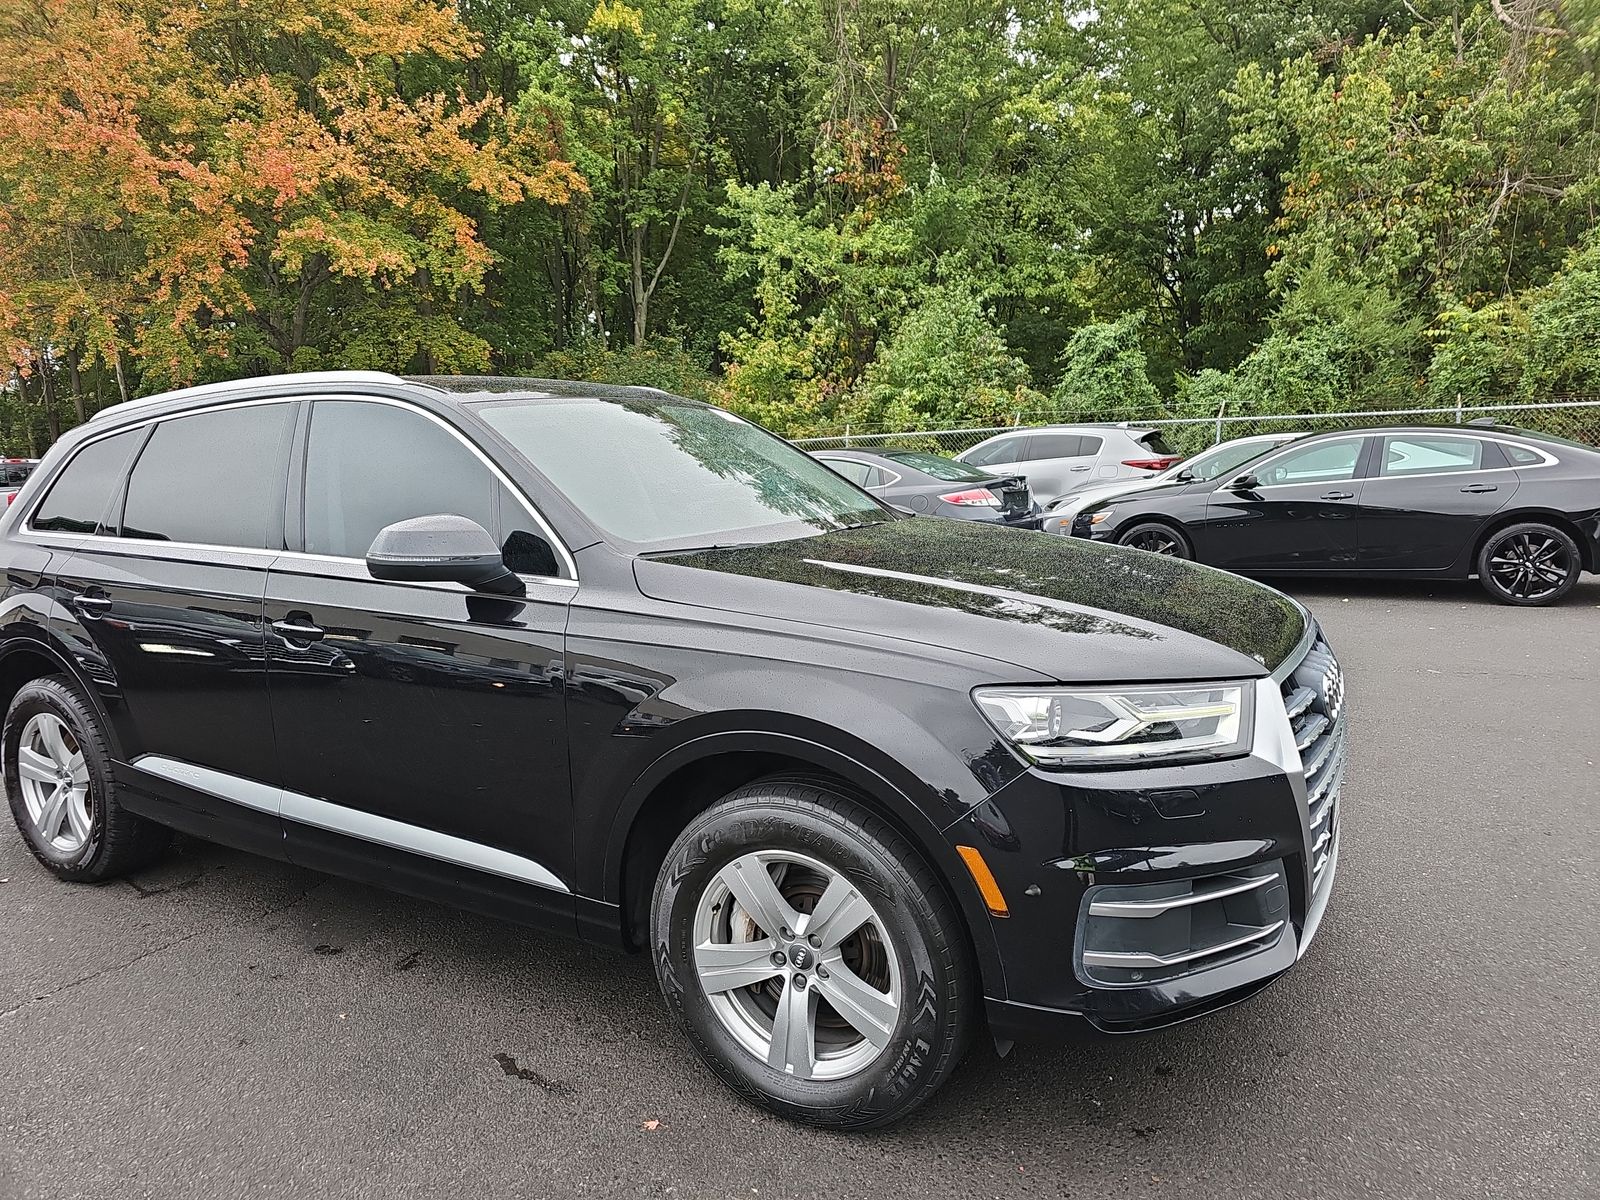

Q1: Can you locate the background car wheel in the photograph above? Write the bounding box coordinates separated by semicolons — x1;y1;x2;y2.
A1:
1117;521;1192;558
651;780;974;1130
1476;522;1581;606
4;675;169;881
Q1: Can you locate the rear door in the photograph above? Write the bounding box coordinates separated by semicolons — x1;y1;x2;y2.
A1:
1014;433;1098;499
264;397;576;913
1199;436;1372;571
47;402;296;855
1357;433;1516;571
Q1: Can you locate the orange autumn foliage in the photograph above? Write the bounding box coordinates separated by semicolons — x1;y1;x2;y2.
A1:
0;0;585;385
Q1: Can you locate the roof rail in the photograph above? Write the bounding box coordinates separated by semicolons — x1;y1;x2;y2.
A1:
89;370;410;421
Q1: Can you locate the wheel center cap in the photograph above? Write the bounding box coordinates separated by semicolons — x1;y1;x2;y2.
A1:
786;943;814;970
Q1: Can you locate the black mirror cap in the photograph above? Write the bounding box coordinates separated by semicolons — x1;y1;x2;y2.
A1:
365;514;525;596
1229;473;1260;491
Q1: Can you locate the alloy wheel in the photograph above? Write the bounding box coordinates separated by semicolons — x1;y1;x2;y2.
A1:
692;850;901;1081
1487;531;1573;602
1124;529;1183;555
17;712;93;855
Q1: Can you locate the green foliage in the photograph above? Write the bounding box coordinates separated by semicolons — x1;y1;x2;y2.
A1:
5;0;1600;453
1052;315;1165;420
849;288;1040;431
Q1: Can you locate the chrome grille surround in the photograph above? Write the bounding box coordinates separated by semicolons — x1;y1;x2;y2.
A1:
1283;632;1347;907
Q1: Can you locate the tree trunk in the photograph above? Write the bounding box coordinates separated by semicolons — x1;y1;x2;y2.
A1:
67;347;86;425
630;226;649;348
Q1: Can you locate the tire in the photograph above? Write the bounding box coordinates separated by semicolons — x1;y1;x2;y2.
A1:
1117;520;1193;559
651;780;974;1130
4;675;169;881
1476;522;1582;606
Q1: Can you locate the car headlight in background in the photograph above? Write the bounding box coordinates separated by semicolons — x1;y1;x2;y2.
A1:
973;683;1253;765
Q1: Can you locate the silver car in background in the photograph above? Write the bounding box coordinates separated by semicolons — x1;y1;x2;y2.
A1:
1039;432;1303;535
954;423;1182;502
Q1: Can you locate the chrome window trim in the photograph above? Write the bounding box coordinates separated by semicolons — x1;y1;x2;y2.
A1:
1371;431;1558;480
1223;431;1559;491
134;754;570;893
19;391;579;583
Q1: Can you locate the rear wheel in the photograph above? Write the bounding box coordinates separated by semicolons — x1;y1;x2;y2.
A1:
1476;522;1581;606
651;781;973;1129
1117;521;1192;559
4;675;169;880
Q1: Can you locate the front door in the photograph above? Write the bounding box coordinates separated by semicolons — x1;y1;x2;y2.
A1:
264;398;576;912
1199;436;1371;572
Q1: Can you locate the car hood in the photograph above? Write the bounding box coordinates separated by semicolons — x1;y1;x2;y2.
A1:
634;518;1307;684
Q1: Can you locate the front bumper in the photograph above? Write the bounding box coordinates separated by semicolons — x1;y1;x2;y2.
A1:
948;631;1346;1039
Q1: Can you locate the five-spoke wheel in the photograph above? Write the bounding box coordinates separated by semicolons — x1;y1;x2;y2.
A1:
652;781;973;1129
16;712;93;855
4;674;168;879
693;850;900;1081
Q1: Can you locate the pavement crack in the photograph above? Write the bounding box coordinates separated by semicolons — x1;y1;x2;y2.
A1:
0;879;330;1021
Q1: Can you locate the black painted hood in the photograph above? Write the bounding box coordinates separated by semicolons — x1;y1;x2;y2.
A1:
634;518;1308;685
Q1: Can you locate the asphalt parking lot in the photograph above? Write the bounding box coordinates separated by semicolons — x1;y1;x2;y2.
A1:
2;576;1597;1200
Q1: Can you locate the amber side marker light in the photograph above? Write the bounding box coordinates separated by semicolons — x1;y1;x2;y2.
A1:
956;845;1010;917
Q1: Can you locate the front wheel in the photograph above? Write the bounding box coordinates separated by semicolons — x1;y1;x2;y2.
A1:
1477;522;1581;606
651;781;974;1130
1117;521;1193;558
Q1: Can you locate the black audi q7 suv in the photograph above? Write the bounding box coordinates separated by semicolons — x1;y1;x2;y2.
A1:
0;373;1346;1129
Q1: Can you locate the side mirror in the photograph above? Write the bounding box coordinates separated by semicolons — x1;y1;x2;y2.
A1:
1173;469;1195;483
365;515;525;596
1228;473;1260;491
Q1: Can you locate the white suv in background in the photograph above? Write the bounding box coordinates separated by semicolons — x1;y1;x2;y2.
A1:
955;424;1181;502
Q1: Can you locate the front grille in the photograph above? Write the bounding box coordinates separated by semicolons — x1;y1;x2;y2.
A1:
1282;634;1347;903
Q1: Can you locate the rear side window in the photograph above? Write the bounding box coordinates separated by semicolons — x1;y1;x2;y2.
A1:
0;463;35;487
1137;431;1175;456
1503;444;1546;466
31;430;142;534
303;400;561;577
1029;434;1086;459
1379;435;1483;477
820;458;875;487
120;405;292;547
878;450;987;483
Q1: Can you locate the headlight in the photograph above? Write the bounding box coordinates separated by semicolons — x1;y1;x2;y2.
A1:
973;683;1253;766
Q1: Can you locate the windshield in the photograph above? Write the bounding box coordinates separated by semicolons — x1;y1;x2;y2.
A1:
877;449;991;482
1172;437;1295;482
476;396;889;551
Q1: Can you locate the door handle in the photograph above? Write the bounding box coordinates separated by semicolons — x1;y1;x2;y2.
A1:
1320;491;1354;501
72;593;112;616
271;618;326;643
1460;483;1498;493
1069;465;1091;472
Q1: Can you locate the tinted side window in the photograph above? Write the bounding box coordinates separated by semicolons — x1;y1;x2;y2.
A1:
1503;444;1545;466
1255;438;1365;486
303;401;561;578
1078;435;1104;456
120;405;291;547
1029;434;1085;459
965;437;1027;466
1380;435;1483;477
31;430;142;534
821;458;874;487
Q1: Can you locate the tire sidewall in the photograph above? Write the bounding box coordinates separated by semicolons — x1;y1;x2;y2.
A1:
1118;520;1192;559
1477;523;1581;606
652;795;955;1127
4;678;111;875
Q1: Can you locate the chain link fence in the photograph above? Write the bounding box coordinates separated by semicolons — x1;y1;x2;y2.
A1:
790;398;1600;458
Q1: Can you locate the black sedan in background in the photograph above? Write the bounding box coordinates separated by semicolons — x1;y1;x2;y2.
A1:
1072;424;1600;605
812;447;1040;525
